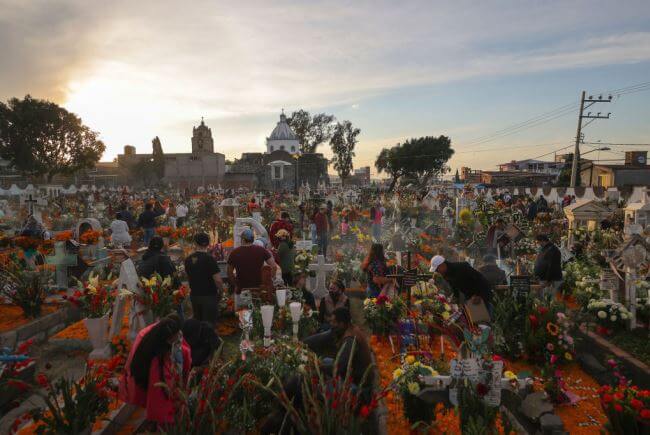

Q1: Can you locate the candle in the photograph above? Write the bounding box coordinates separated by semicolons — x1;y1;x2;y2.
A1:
276;289;287;307
261;305;274;347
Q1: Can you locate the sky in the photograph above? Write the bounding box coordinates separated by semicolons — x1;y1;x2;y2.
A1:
1;0;650;176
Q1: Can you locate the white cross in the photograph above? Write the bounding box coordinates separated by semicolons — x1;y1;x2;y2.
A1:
45;241;77;289
308;254;335;299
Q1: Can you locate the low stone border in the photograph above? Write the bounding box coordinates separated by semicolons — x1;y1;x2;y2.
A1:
0;362;36;413
93;402;138;435
0;305;80;349
575;326;650;389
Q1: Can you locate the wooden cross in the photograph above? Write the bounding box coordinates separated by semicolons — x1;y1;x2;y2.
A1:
24;194;38;216
46;241;77;289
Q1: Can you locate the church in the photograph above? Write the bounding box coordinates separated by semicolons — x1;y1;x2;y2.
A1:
224;111;329;191
117;119;226;188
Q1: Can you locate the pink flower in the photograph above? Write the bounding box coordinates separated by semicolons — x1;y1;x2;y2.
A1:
546;343;554;352
550;354;558;364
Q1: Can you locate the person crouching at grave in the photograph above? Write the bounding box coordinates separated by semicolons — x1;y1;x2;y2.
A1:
429;255;494;318
184;233;224;328
330;307;374;393
319;279;350;329
109;211;132;249
361;243;392;298
181;318;222;367
138;236;177;281
276;229;296;286
533;234;563;298
478;254;507;290
119;313;191;430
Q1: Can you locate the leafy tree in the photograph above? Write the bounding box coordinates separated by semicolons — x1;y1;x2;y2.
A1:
375;136;454;191
287;109;336;153
151;136;165;180
330;121;360;185
0;95;105;181
555;155;579;187
454;169;460;183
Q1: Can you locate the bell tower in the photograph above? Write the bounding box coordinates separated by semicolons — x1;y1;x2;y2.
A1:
191;117;214;154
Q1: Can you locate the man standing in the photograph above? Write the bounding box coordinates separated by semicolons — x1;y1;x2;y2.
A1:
227;229;277;300
137;202;164;246
533;234;563;297
430;255;493;315
184;233;223;328
269;211;294;248
313;204;329;258
478;254;507;290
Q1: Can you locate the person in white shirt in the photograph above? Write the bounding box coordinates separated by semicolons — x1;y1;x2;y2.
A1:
110;211;132;248
176;203;188;227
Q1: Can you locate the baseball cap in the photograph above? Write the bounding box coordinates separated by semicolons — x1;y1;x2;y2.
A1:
429;255;445;273
241;228;254;242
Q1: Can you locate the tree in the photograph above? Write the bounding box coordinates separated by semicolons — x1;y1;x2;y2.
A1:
454;169;460;183
0;95;105;181
286;109;336;153
375;136;454;192
330;121;360;185
555;155;579;187
151;136;165;181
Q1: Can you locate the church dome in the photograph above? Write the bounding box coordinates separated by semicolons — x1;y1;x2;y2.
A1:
269;113;298;141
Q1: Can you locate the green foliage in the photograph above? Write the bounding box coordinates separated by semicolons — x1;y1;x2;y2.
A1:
375;136;454;191
491;289;528;358
330;120;360;183
0;253;49;318
0;95;105;181
457;380;498;435
286;109;336;153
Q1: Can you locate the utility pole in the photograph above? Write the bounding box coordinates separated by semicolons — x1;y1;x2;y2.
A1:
570;91;612;187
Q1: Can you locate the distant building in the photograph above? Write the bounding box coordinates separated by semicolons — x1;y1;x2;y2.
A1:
498;159;562;175
224;111;329;191
480;171;556;187
580;151;650;188
116;119;226;187
460;167;483;184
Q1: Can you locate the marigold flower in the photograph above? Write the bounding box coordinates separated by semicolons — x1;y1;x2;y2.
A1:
546;322;560;336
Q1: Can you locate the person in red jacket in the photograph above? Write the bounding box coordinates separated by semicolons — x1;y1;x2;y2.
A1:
269;211;294;248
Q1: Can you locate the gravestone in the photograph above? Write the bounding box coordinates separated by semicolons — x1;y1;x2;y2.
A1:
308;255;335;300
510;275;531;303
45;241;77;290
114;257;148;341
295;239;313;251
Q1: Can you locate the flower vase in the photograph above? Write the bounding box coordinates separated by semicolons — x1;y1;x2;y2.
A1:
84;314;110;359
402;393;435;424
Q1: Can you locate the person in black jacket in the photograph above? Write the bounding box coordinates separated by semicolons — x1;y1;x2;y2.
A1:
430;255;493;315
478;254;507;290
138;236;177;280
533;234;563;297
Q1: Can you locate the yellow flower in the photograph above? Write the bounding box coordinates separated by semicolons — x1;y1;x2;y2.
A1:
442;312;450;320
565;352;573;361
504;371;517;380
407;382;420;395
162;276;172;288
413;361;421;367
392;368;404;380
86;286;97;295
88;274;99;288
423;366;438;376
405;355;415;365
443;304;451;311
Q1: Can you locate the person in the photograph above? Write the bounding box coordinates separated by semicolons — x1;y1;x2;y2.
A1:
533;234;563;297
340;215;349;236
167;202;177;229
536;195;548;213
361;243;392;298
138;236;176;280
526;198;538;220
291;274;317;311
326;200;334;229
478;254;507;290
20;215;46;239
181;318;222;367
269;211;294;248
228;228;277;298
119;314;191;428
110;211;132;249
319;280;349;327
370;203;382;242
119;203;136;229
330;307;374;389
312;204;329;258
485;218;506;254
176;202;188;227
138;202;164;246
429;255;493;315
276;229;295;286
184;233;224;328
247;197;259;214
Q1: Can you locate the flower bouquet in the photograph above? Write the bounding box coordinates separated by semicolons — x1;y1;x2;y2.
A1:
599;384;650;435
392;355;440;424
132;274;188;320
156;225;175;239
363;294;406;336
13;236;41;251
79;230;102;245
524;302;575;365
294;250;315;276
587;298;631;335
0;253;50;318
67;275;115;318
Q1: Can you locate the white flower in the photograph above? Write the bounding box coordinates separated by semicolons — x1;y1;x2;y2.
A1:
620;313;628;320
610;315;617;322
597;311;607;319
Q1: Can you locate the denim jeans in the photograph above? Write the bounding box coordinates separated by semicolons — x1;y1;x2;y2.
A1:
318;232;329;258
143;228;155;246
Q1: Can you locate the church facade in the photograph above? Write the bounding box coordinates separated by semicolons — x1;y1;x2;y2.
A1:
224;112;329;191
117;119;226;187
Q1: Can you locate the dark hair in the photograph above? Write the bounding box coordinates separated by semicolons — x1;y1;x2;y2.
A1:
535;234;550;242
145;203;153;211
130;314;182;389
370;206;376;220
363;243;385;271
331;279;345;291
332;307;351;326
148;236;164;251
194;232;210;247
495;218;505;224
281;211;290;219
482;254;496;264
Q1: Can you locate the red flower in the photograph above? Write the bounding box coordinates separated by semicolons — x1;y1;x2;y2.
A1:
476;383;489;397
614;404;623;412
7;380;28;392
528;314;539;329
376;294;389;305
538;306;548;316
492;355;503;362
36;373;48;387
640;409;650;420
631;399;644;410
601;393;613;404
331;400;339;409
359;405;371;418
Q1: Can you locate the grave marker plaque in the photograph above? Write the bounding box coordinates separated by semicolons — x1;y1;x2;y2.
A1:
510;275;531;303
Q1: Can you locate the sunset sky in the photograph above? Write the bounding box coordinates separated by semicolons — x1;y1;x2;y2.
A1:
1;0;649;176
